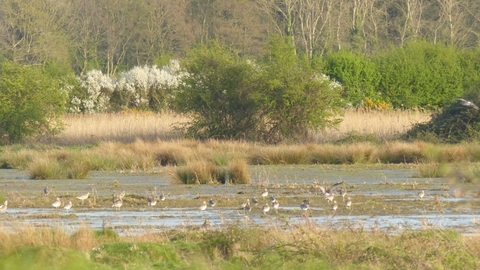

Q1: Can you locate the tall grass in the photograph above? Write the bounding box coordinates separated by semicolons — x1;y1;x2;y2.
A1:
315;109;431;142
5;139;480;180
38;109;430;146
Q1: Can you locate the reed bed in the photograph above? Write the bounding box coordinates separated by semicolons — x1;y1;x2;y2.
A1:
315;109;431;142
0;223;478;269
48;111;189;145
46;109;431;146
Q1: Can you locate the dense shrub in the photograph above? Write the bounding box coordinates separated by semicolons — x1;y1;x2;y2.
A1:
374;41;463;109
323;50;381;106
0;62;67;144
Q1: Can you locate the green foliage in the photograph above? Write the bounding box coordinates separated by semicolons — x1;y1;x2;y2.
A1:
323;50;381;106
172;39;344;143
374;42;463;109
458;48;480;93
257;37;344;142
0;62;67;144
172;41;261;141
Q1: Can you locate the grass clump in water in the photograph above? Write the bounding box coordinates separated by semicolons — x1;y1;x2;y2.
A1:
171;159;250;185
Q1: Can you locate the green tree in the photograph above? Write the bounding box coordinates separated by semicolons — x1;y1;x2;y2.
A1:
374;41;463;109
0;62;67;144
323;50;381;106
257;37;344;142
172;39;344;143
172;41;260;140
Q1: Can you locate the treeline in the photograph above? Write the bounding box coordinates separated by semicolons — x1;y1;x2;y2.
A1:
1;0;480;75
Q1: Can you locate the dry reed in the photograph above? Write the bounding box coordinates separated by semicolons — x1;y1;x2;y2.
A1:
46;109;431;146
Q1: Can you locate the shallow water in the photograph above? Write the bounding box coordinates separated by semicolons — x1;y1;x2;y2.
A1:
0;165;479;235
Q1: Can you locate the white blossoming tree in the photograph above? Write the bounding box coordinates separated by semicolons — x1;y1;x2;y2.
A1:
69;70;115;114
70;60;182;113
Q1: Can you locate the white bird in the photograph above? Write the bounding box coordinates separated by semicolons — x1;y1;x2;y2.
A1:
457;98;479;110
261;188;268;199
345;197;352;209
52;197;61;209
0;200;8;212
112;199;122;211
64;201;72;213
418;190;425;199
272;200;279;210
76;192;90;204
199;201;207;211
262;204;270;215
332;200;338;212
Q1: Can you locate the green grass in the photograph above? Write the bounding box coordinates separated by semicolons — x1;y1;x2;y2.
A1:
0;226;479;269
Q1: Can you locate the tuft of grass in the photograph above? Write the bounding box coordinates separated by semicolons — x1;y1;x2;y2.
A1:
228;159;250;184
417;162;450;178
253;145;312;165
171;161;218;184
28;158;64;179
379;141;426;163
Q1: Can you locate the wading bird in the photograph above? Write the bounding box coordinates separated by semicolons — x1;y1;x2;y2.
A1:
52;197;61;209
112;198;122;211
208;198;216;207
199;201;207;211
64;201;72;213
300;200;309;211
147;196;157;207
345;197;352;209
262;204;270;215
418;190;425;199
261;188;269;199
76;192;90;205
332;200;338;213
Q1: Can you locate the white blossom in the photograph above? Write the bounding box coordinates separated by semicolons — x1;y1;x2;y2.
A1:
68;60;185;113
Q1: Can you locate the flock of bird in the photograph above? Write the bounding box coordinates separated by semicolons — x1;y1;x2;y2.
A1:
0;182;427;221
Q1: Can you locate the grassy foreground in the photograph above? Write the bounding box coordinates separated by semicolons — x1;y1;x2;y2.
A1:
0;224;479;270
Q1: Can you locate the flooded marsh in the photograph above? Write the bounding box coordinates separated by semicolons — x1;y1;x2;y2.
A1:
0;165;479;235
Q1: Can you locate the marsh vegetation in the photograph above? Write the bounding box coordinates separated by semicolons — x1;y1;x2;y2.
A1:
1;111;480;269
